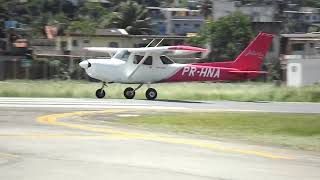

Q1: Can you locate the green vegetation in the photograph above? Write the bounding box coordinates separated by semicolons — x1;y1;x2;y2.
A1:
188;12;253;62
1;80;320;102
117;112;320;151
0;0;154;36
108;1;152;35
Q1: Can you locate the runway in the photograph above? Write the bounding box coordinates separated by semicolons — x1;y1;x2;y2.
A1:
0;97;319;180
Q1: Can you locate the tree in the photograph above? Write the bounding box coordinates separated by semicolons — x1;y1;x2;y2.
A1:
67;20;96;35
108;1;152;35
188;12;253;62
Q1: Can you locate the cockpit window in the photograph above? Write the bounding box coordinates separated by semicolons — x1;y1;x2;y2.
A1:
133;55;153;65
160;55;174;64
113;50;131;61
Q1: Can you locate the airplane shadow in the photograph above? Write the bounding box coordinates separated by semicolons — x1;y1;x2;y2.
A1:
154;99;205;104
134;99;205;104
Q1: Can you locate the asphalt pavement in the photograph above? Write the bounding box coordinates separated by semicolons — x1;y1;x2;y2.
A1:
0;97;319;180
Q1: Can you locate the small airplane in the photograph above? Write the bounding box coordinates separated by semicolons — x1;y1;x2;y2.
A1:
79;32;273;100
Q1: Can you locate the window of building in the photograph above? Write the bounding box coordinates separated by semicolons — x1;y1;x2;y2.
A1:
194;24;200;28
310;43;314;48
305;15;310;20
175;24;181;28
72;40;78;47
292;43;304;51
83;39;90;44
160;55;174;64
291;66;297;72
109;42;119;47
313;16;318;20
61;41;67;48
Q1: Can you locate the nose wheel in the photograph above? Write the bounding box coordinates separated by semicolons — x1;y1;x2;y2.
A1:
145;88;157;100
95;82;107;99
96;89;106;99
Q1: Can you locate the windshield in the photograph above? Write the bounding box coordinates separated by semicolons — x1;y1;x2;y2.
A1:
113;50;131;61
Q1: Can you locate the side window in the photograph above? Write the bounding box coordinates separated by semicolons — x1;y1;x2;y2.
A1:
133;55;153;65
143;56;153;65
160;55;174;64
133;55;143;64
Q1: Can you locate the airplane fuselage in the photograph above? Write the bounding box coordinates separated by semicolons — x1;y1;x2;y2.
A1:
82;58;260;84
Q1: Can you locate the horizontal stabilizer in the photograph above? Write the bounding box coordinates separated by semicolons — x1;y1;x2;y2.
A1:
229;71;268;75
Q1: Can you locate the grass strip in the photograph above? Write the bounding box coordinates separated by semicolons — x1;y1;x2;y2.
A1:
0;80;320;102
117;112;320;151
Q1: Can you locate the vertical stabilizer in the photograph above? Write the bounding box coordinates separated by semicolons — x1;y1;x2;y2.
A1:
232;32;274;71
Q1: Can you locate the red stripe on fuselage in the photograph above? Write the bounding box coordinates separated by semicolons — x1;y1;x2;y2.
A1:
162;65;251;82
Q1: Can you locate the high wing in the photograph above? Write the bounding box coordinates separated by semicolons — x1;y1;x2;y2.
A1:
84;45;208;55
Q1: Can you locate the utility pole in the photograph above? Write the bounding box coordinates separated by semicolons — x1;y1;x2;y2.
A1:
212;0;215;21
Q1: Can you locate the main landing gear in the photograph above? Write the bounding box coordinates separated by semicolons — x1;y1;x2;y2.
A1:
96;82;158;100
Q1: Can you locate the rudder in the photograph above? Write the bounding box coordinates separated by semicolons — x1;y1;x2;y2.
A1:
232;32;274;71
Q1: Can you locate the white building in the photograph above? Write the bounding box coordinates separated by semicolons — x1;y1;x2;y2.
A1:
287;57;320;87
213;0;278;22
284;7;320;25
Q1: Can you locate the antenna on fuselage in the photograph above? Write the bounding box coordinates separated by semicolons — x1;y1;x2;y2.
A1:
146;39;155;47
155;38;164;47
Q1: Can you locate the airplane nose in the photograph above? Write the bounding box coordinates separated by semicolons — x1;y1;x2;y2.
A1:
79;61;91;69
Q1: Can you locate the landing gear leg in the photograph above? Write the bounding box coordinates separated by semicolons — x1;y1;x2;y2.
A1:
96;82;107;99
123;84;143;99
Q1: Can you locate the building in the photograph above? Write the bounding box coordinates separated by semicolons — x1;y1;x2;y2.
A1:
283;7;320;33
147;7;205;36
287;58;320;87
33;28;188;58
280;33;320;84
213;0;280;22
284;7;320;25
280;33;320;56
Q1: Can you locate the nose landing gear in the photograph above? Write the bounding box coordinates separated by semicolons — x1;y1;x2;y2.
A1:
95;82;107;99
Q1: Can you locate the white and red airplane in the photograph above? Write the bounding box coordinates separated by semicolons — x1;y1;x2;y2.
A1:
79;32;273;100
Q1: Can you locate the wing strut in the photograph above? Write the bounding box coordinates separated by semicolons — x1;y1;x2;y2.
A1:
155;38;164;47
127;53;150;79
146;39;155;47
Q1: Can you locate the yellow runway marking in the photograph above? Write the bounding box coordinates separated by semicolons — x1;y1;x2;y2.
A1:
0;152;18;158
37;109;293;160
0;133;130;140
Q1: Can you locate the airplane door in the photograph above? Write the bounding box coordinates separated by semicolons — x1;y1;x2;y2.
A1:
130;55;154;82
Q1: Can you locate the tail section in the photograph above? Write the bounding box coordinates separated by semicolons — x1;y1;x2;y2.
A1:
232;32;273;71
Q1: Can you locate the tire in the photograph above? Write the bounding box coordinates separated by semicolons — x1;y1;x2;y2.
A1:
146;88;157;100
124;87;135;99
95;89;106;99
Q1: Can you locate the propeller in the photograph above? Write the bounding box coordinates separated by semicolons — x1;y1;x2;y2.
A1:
79;48;91;69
